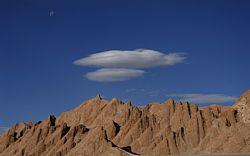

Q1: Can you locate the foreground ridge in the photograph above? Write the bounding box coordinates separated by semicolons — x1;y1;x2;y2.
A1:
1;91;250;156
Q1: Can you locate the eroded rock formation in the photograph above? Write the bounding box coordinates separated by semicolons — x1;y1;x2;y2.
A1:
1;90;250;156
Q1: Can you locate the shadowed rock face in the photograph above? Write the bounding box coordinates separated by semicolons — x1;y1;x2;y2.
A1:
1;91;250;156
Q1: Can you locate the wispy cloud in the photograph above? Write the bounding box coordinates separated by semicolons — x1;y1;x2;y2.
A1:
126;88;146;93
85;68;144;82
125;89;237;104
0;127;9;133
74;49;186;82
126;88;164;97
168;93;237;104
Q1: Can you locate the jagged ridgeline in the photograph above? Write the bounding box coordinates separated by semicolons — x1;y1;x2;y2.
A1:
1;91;250;156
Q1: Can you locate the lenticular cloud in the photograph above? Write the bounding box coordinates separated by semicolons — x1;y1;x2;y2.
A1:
74;49;186;82
74;49;186;69
85;68;144;82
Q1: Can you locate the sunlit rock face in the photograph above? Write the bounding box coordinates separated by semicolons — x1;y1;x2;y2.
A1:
1;91;250;156
233;90;250;123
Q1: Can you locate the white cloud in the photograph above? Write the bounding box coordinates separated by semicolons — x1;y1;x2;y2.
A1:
74;49;186;69
85;68;144;82
74;49;186;82
168;93;237;104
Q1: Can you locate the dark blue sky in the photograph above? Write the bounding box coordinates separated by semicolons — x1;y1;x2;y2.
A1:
1;0;250;128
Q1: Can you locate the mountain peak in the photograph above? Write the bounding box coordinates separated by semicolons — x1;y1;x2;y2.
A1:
164;98;174;104
234;90;250;123
235;90;250;106
239;90;250;100
110;97;123;105
95;94;102;100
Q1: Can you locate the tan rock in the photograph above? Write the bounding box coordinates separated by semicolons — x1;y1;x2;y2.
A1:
1;91;250;155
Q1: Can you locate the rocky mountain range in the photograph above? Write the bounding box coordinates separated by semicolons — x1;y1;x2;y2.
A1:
1;90;250;156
